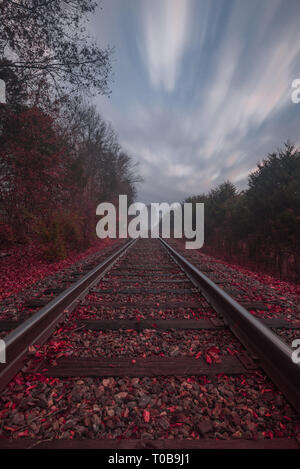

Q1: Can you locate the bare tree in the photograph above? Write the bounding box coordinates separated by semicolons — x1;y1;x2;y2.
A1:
0;0;112;102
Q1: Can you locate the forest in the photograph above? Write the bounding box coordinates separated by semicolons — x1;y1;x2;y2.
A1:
184;142;300;282
0;1;299;283
0;0;140;260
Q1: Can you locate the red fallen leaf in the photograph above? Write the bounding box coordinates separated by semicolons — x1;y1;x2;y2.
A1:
195;351;202;359
263;431;274;439
261;388;272;393
132;359;136;364
4;426;17;432
26;385;37;392
210;352;220;359
205;354;212;364
167;406;176;412
18;430;29;437
143;410;150;422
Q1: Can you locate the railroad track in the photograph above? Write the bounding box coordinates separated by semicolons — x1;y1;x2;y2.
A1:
0;238;299;449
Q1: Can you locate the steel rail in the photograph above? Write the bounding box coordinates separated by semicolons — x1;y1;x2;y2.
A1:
159;238;300;414
0;238;137;392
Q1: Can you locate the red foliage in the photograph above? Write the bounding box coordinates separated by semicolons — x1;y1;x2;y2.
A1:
0;238;113;301
0;107;67;230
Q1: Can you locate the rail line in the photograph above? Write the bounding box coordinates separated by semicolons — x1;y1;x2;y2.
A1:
0;238;299;449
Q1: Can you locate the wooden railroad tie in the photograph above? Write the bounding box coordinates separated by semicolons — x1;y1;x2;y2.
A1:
31;355;251;377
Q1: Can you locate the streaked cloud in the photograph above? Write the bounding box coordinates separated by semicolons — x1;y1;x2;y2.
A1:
94;0;300;203
141;0;191;92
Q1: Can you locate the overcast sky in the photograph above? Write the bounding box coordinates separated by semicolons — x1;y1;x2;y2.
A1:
91;0;300;203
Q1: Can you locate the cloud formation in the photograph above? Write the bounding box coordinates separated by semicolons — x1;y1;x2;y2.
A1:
141;0;191;92
94;0;300;203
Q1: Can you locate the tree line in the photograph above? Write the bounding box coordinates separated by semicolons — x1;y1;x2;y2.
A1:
184;143;300;282
0;1;141;259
